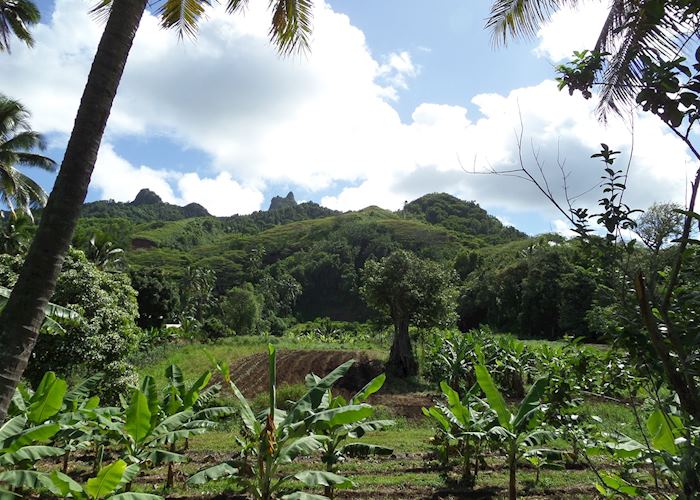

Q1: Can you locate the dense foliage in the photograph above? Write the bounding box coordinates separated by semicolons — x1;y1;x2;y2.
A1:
0;249;140;397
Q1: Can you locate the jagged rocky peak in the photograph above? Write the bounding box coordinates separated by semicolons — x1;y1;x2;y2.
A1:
269;191;297;211
131;188;163;206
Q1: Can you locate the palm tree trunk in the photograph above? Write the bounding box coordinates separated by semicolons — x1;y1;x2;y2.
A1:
0;0;148;420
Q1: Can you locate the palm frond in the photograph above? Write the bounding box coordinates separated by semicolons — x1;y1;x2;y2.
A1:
158;0;212;39
14;152;56;171
89;0;113;23
595;1;700;119
486;0;577;46
225;0;249;14
0;96;31;138
2;130;47;152
268;0;313;55
0;0;40;52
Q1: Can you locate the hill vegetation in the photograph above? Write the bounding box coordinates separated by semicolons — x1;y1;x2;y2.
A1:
68;191;527;323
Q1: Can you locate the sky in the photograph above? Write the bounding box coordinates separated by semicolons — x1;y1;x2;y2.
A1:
1;0;696;235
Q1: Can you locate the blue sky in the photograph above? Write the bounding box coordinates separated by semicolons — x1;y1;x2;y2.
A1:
3;0;695;234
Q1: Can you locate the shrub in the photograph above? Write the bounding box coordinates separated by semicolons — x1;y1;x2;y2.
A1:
0;249;141;400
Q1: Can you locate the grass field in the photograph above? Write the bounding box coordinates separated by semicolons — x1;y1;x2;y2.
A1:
128;335;646;499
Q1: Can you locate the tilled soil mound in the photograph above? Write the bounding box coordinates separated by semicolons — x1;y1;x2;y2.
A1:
229;349;384;398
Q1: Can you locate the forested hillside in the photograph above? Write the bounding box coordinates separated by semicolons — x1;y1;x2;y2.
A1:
69;191;527;323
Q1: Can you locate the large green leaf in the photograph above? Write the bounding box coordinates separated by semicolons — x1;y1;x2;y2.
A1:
351;373;386;404
86;460;127;499
117;464;140;491
151;409;193;436
125;391;152;443
307;405;373;430
647;409;682;454
165;365;185;396
347;419;394;439
28;377;67;424
0;470;52;490
43;470;83;496
7;423;60;452
146;449;187;465
183;371;211;408
422;407;451;432
186;463;238;485
512;377;548;431
475;364;511;429
139;376;159;420
228;379;260;435
278;435;326;464
0;416;26;446
283;360;355;427
64;373;103;409
293;470;353;489
0;445;64;465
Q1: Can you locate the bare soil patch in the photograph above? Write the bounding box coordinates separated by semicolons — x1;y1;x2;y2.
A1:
228;349;384;397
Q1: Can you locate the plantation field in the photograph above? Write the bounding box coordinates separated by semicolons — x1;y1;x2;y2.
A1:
124;336;644;499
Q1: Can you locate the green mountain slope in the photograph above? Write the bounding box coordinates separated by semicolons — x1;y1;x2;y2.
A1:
73;190;529;321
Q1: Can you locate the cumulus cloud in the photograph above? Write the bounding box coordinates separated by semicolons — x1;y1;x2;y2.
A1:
0;0;695;228
93;144;263;215
535;0;609;61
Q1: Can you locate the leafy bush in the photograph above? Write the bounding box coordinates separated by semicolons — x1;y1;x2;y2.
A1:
220;283;262;336
0;249;141;400
199;317;232;340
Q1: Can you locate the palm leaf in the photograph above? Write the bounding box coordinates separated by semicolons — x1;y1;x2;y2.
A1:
486;0;576;46
268;0;313;55
158;0;212;39
0;0;40;52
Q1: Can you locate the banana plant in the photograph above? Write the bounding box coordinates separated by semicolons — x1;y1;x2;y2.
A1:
0;285;79;334
475;364;550;500
43;459;163;499
0;415;67;498
189;345;356;499
157;365;229;487
422;382;493;487
304;371;393;499
117;381;219;486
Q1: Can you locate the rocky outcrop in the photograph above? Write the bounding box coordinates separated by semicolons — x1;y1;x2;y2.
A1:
269;192;297;211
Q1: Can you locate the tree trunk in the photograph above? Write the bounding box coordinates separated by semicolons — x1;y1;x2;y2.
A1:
387;317;418;377
0;0;148;421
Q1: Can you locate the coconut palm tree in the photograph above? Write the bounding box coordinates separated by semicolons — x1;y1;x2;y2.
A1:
0;0;314;419
0;0;41;52
0;95;56;221
486;0;700;119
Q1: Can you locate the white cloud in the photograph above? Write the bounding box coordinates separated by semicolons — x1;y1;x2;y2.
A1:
0;0;695;227
93;144;263;215
535;0;609;61
176;172;263;215
378;51;419;91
